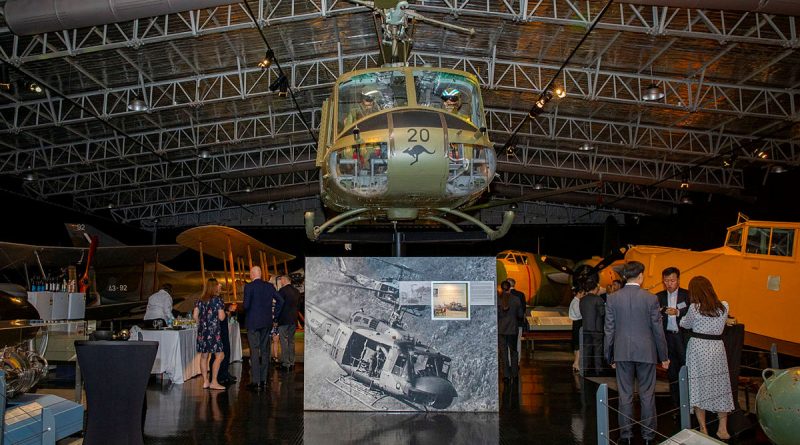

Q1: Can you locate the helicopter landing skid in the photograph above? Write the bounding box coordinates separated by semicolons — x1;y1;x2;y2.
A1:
304;210;514;242
326;374;391;411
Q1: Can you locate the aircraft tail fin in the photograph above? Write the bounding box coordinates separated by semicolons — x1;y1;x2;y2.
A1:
65;223;125;247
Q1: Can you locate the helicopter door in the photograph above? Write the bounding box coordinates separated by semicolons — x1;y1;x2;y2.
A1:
386;111;448;198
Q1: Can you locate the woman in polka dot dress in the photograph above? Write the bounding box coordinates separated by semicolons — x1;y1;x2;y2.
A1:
680;276;734;440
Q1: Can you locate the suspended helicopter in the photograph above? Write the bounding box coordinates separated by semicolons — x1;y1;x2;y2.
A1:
305;258;457;411
305;0;522;242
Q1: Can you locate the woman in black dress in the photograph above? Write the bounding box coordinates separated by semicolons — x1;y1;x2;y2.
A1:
194;278;226;390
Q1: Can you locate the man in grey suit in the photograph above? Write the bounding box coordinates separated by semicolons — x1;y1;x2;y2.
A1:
605;261;669;445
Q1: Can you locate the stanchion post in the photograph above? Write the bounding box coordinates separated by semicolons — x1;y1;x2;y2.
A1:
596;383;609;445
1;370;6;445
770;343;779;369
679;365;690;430
579;326;585;377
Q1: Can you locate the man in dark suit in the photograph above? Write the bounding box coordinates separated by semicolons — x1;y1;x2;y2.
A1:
605;261;669;445
655;266;689;410
244;266;283;390
507;278;528;354
276;275;301;372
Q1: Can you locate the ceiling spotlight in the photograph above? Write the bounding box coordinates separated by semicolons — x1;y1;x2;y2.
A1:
679;178;689;189
510;202;518;210
722;159;732;168
127;96;148;112
23;172;35;181
197;149;211;159
771;165;787;174
244;186;252;193
106;202;114;209
642;83;665;101
680;196;693;205
578;142;594;151
268;203;277;211
257;49;275;69
26;81;43;94
553;86;566;99
755;149;768;159
534;183;543;190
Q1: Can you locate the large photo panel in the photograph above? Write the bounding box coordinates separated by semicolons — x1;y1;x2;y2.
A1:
304;257;498;412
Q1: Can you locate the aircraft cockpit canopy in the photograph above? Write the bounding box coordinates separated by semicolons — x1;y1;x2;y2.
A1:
725;223;796;257
336;69;484;133
413;70;482;127
338;70;408;130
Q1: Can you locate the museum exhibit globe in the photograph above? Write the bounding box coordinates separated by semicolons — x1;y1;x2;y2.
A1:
756;367;800;445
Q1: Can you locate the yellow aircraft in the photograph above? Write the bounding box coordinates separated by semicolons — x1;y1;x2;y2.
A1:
495;250;573;307
625;213;800;355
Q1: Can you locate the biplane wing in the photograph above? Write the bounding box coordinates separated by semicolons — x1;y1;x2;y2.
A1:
176;225;294;263
0;242;186;271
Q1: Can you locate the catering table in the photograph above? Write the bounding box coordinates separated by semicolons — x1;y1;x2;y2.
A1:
129;321;240;382
131;327;201;384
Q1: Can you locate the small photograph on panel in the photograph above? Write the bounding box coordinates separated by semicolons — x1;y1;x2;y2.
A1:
431;281;470;320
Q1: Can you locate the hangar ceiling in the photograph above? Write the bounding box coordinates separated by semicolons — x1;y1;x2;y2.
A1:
0;1;798;229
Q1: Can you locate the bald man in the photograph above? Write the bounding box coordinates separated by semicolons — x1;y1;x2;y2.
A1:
244;266;283;390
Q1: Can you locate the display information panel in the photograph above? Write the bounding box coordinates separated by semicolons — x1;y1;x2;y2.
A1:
304;257;498;412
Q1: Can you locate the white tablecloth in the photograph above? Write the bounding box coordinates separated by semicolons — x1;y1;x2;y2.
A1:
228;319;242;362
133;328;201;384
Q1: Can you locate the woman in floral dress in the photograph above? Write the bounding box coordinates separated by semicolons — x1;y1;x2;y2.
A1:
193;278;226;390
680;276;734;440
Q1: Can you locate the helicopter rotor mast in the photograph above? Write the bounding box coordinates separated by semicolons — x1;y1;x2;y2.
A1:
349;0;475;65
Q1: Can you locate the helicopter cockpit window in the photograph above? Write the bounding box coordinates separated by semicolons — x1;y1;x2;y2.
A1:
725;227;743;251
413;70;483;127
769;229;794;257
338;71;407;131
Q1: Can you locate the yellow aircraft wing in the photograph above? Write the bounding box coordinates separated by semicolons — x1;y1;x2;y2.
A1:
176;225;294;264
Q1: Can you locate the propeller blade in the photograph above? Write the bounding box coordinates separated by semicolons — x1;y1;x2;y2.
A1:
592;247;627;272
540;255;573;275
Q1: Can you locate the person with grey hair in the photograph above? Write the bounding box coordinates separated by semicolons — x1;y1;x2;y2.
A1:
605;261;669;445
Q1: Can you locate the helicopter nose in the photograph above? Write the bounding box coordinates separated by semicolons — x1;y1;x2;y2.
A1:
412;376;458;409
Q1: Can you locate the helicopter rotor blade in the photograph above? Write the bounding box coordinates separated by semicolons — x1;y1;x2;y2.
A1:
403;10;475;35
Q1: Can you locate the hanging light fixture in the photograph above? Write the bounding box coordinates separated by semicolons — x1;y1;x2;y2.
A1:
269;74;288;93
534;183;543;190
680;195;693;205
510;202;518;210
268;203;277;211
553;86;567;99
754;149;769;159
197;149;211;159
578;142;594;151
23;172;36;181
642;83;665;101
679;177;689;189
257;50;275;69
771;165;787;174
127;95;148;112
26;81;43;94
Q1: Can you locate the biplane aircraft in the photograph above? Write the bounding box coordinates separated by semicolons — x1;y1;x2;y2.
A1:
625;213;800;355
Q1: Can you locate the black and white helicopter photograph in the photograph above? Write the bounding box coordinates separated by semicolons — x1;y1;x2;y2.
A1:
304;256;498;412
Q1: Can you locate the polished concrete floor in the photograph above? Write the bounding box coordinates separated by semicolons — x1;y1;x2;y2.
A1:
127;342;774;445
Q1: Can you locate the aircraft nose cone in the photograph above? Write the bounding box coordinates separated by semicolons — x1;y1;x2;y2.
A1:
413;376;458;409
